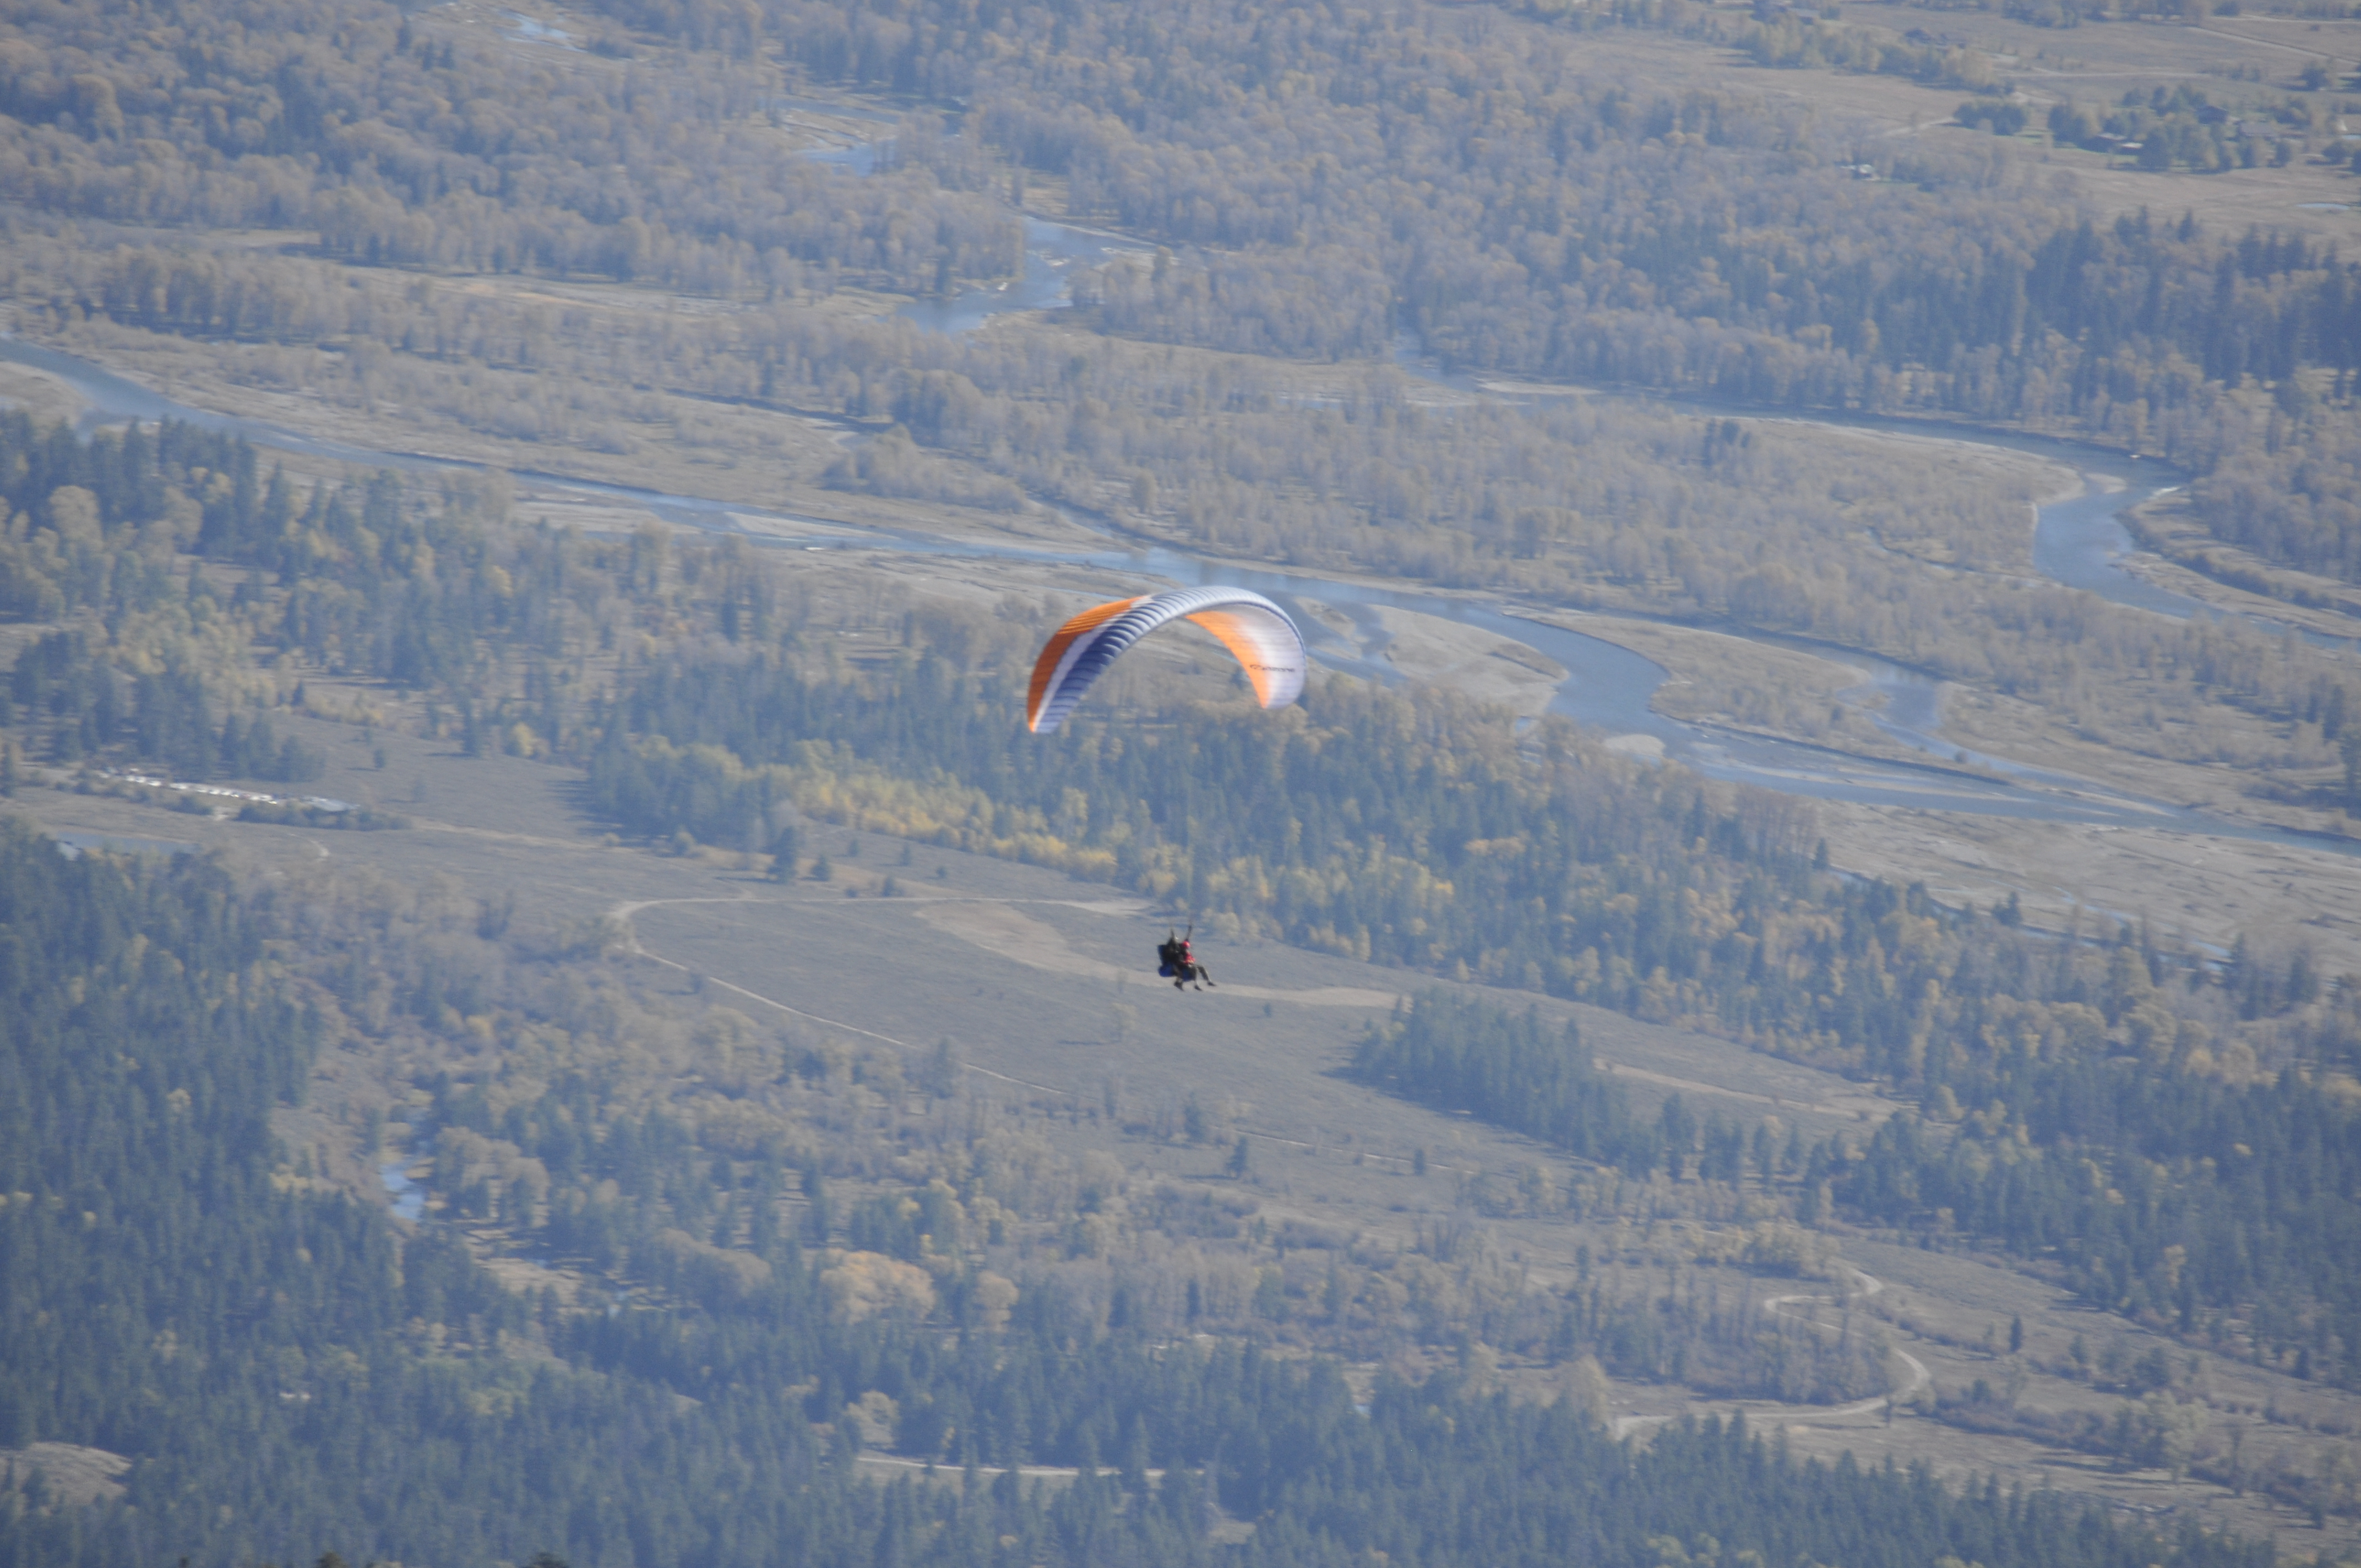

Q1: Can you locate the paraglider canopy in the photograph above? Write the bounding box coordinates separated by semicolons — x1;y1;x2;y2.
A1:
1026;587;1308;734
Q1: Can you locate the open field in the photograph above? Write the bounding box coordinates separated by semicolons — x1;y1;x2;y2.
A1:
1565;2;2361;244
1818;794;2361;973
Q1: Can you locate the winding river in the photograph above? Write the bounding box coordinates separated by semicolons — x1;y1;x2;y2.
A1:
7;198;2352;852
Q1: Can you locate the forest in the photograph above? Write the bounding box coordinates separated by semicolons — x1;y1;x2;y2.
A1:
0;398;2350;1554
9;405;2356;1398
0;815;2288;1567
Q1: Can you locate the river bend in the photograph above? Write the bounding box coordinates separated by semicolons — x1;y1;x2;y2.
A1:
3;211;2346;853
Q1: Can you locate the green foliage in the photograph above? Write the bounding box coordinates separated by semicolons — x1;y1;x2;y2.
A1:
0;823;324;1456
822;426;1027;511
13;629;325;779
0;413;197;620
2;3;2358;1555
1823;1037;2361;1384
1553;1276;1892;1403
0;412;671;783
0;0;1018;300
1744;16;1999;87
1345;903;2361;1386
1956;99;2030;137
766;823;802;880
1355;991;1651;1172
2048;88;2255;172
233;799;405;830
752;0;2361;598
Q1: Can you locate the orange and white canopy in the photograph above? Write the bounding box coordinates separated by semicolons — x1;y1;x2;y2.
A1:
1025;587;1308;734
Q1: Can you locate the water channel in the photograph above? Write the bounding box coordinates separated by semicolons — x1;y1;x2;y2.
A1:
8;176;2355;854
378;1156;426;1221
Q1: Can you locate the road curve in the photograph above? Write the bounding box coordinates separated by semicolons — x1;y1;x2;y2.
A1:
1612;1264;1929;1438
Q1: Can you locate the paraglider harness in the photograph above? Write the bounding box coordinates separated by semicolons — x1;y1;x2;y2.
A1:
1156;924;1214;991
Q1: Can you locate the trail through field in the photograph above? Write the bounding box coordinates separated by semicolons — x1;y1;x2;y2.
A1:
1769;1267;1934;1417
1611;1265;1931;1439
911;900;1405;1007
612;891;1884;1121
606;892;1068;1093
916;903;1888;1115
605;892;1405;1106
855;1453;1162;1484
1592;1059;1877;1119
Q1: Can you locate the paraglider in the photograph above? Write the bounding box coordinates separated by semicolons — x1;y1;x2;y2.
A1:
1025;586;1307;735
1029;587;1297;997
1156;925;1214;991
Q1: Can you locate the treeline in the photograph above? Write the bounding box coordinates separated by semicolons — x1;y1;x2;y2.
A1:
9;413;2353;1379
34;0;2342;440
31;146;2361;800
20;0;2361;791
12;631;320;778
0;821;327;1453
251;789;1569;1372
1355;991;1789;1191
1561;1273;1892;1406
1356;971;2361;1393
1352;991;1650;1172
1739;12;2001;86
2048;86;2293;175
0;411;335;778
1354;966;2361;1387
2191;413;2361;585
0;807;1168;1565
0;413;712;780
1350;992;1886;1403
410;935;1891;1404
0;411;203;620
1814;1009;2361;1388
